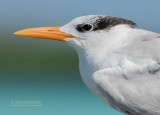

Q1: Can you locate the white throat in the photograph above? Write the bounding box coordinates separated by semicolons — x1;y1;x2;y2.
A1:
65;25;133;70
64;25;133;90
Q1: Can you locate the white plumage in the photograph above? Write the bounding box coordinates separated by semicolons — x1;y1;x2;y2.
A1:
59;15;160;115
15;15;160;115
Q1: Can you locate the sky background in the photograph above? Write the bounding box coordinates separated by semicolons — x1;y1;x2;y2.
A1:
0;0;160;115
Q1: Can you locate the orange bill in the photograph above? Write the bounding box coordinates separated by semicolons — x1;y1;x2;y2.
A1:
14;26;76;42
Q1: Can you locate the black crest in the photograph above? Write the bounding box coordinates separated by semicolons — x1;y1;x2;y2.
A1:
76;16;136;32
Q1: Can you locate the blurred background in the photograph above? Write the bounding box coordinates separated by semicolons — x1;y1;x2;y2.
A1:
0;0;160;114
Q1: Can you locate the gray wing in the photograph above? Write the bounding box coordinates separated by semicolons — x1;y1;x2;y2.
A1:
92;29;160;114
126;29;160;61
122;29;160;80
93;68;160;115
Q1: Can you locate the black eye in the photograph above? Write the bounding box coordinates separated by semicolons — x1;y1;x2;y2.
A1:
82;24;92;31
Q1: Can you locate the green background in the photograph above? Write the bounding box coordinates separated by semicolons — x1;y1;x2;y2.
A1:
0;0;160;114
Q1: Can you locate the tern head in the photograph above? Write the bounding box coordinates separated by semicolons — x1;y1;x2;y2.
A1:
14;15;136;54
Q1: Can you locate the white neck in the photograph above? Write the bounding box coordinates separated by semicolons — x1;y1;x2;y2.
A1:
65;25;134;91
65;25;132;77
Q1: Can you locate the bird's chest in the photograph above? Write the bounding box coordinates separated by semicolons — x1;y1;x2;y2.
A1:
78;54;138;112
79;61;123;110
78;55;121;108
79;56;97;92
78;52;121;91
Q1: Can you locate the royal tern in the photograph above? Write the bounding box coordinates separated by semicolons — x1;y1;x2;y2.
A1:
14;15;160;115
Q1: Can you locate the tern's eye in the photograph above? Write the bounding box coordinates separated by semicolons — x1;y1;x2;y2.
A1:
82;24;92;31
76;24;93;32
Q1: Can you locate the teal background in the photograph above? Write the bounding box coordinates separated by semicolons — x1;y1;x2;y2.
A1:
0;0;160;114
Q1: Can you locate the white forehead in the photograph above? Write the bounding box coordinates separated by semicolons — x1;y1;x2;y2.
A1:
59;15;106;36
71;15;106;25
